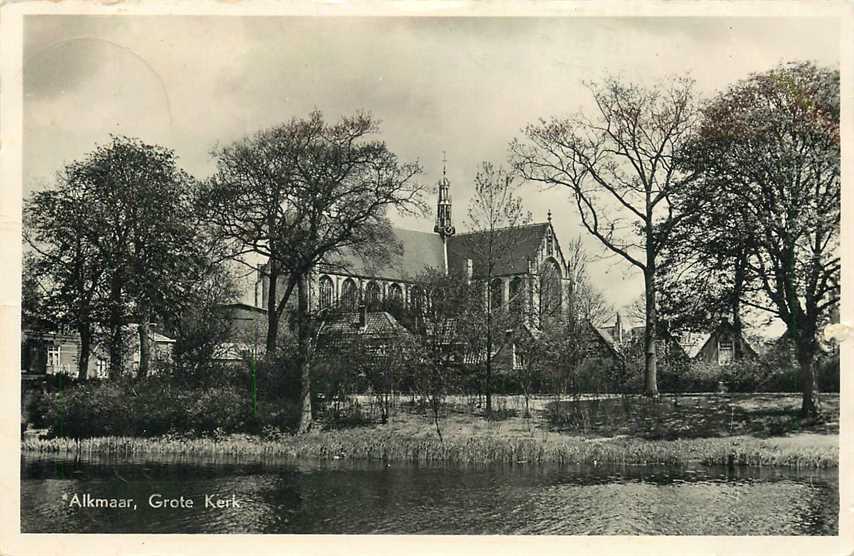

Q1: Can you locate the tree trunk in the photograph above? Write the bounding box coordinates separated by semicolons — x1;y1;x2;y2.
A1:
108;322;123;380
796;330;821;418
108;274;124;380
77;323;91;381
296;273;313;434
265;260;281;355
137;311;151;379
732;253;746;359
643;267;659;397
485;312;493;417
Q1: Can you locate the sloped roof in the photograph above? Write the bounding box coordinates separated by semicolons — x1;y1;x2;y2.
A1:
691;321;758;359
214;302;267;314
319;311;411;338
446;223;550;277
320;227;445;282
682;333;711;359
125;323;176;344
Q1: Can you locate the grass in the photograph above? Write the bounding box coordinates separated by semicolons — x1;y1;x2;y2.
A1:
545;392;840;439
23;394;839;469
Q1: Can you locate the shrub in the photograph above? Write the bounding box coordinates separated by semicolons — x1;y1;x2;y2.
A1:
186;386;255;435
35;375;303;439
818;353;840;393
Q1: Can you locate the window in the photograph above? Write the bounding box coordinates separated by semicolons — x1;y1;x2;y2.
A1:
718;340;734;365
341;278;359;311
365;281;382;310
319;275;334;310
539;259;562;323
410;285;424;316
47;345;61;371
509;276;523;316
96;358;108;379
388;283;403;304
546;228;554;257
490;279;503;311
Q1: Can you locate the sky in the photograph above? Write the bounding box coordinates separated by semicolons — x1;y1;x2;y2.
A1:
22;15;841;327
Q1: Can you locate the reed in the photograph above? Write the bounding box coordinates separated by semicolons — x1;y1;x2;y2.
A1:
22;430;837;469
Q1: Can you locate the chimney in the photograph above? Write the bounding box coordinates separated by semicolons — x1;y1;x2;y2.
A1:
358;304;367;329
465;258;473;283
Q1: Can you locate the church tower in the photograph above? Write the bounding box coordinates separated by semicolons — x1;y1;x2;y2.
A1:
433;153;455;272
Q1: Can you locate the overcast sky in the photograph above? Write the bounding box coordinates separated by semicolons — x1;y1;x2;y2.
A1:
23;15;840;325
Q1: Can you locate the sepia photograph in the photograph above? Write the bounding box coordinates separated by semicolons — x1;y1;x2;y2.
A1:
2;2;850;550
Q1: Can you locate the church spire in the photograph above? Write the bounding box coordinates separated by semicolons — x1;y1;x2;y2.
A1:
434;152;455;275
434;151;455;239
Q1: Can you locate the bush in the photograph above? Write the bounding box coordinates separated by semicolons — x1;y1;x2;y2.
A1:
37;376;302;439
186;386;255;435
818;353;840;393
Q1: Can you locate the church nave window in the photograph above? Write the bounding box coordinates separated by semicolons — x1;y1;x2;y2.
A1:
319;275;334;310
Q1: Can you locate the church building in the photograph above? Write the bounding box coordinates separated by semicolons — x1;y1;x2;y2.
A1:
259;161;576;333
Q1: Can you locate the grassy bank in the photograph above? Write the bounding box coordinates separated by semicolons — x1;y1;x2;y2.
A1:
23;394;839;469
23;429;837;469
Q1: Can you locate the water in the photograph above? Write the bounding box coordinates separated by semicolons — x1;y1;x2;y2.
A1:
21;454;838;535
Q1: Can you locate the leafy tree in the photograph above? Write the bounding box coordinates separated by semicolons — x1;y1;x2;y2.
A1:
25;136;210;379
165;264;241;382
206;111;423;433
677;62;839;417
462;161;531;416
25;177;107;379
513;76;699;397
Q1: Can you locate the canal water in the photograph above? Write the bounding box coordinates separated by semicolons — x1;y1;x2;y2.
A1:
21;453;838;535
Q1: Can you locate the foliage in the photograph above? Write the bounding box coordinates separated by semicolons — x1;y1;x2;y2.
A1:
167;265;242;379
24;135;215;379
673;62;839;417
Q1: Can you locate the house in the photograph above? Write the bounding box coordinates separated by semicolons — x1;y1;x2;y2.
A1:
21;314;175;379
684;320;758;365
317;305;412;353
211;302;268;364
21;320;81;377
493;320;624;374
600;313;691;363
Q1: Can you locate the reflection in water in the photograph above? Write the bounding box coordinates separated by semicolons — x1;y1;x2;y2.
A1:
21;453;838;535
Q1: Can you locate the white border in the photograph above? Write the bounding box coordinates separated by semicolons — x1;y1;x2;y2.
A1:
1;2;852;555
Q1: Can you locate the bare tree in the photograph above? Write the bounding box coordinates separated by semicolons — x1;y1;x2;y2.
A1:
463;162;531;417
512;76;699;397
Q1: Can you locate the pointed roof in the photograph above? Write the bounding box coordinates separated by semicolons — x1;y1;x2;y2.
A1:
320;227;445;281
319;311;411;338
446;222;552;277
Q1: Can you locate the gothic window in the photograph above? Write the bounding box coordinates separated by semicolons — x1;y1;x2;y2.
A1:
365;281;382;310
388;283;403;304
509;276;523;316
490;278;503;311
410;285;424;316
341;278;359;311
540;259;562;324
318;275;334;310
